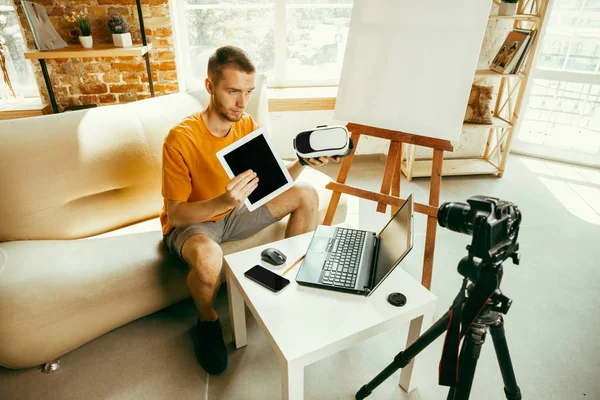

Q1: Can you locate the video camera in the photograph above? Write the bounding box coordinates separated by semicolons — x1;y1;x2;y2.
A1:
438;196;521;266
355;196;524;400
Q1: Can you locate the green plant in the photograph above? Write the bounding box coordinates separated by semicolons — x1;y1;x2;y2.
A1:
108;13;129;34
65;8;92;36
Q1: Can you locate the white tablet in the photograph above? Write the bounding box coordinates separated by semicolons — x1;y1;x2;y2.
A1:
216;127;294;211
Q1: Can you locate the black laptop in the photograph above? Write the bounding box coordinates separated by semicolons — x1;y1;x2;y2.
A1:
295;195;414;296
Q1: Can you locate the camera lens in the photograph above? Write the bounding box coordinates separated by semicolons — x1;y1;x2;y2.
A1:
438;202;472;235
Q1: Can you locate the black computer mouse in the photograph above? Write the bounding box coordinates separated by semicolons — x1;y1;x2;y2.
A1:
261;248;287;266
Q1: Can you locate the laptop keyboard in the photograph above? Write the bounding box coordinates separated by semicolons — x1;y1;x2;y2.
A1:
321;228;366;288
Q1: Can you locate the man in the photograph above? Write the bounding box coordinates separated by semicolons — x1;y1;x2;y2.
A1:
160;46;338;375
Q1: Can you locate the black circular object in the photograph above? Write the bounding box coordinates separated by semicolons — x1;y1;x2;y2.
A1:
387;292;407;307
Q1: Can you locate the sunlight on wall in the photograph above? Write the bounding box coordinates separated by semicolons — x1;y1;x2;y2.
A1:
521;158;600;225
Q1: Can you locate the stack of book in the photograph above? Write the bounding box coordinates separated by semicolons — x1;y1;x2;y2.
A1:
490;29;537;75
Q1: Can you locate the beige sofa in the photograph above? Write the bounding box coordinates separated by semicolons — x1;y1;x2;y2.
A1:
0;90;346;370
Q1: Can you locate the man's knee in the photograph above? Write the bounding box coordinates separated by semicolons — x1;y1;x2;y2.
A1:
294;182;319;210
182;235;223;285
267;181;319;220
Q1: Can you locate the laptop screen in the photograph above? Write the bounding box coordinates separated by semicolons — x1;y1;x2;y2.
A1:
371;195;414;290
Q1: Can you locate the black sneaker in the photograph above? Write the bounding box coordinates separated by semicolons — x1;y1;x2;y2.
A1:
194;318;228;375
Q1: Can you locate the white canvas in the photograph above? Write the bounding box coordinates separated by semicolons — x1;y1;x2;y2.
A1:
334;0;492;142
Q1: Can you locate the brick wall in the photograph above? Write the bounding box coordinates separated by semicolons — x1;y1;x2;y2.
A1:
14;0;178;111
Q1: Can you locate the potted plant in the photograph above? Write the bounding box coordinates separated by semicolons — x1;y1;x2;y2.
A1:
65;8;92;48
498;0;519;16
108;13;132;48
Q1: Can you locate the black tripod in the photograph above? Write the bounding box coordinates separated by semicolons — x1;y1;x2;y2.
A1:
355;257;522;400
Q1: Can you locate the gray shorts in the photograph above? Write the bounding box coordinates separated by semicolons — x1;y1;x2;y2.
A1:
163;204;278;263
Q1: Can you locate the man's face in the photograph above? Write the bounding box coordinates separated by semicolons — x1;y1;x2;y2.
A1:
207;68;255;123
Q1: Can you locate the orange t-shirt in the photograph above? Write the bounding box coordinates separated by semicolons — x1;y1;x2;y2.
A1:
160;112;258;236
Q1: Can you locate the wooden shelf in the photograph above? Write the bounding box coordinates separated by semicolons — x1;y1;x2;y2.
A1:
0;98;51;120
268;86;337;112
401;158;500;179
489;14;540;21
24;43;152;60
475;69;525;78
464;116;512;129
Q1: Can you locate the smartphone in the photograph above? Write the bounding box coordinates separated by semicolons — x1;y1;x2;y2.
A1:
244;265;290;293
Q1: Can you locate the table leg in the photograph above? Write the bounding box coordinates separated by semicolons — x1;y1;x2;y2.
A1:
282;360;304;400
399;308;435;393
226;269;247;348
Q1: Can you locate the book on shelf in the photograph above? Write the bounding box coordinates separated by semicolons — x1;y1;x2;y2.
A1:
22;1;68;51
490;29;535;74
511;29;537;74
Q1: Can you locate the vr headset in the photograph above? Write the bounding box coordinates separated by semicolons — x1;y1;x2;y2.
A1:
293;125;354;166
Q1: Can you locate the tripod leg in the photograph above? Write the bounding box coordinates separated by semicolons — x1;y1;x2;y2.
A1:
489;317;522;400
355;311;450;400
447;322;486;400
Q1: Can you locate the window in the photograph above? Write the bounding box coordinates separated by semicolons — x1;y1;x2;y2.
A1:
0;0;39;99
171;0;354;90
515;0;600;166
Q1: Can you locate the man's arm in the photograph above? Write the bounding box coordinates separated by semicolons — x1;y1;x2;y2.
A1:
167;170;259;228
287;159;304;181
167;197;232;228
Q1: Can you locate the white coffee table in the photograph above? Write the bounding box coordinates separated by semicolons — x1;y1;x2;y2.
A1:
224;231;437;400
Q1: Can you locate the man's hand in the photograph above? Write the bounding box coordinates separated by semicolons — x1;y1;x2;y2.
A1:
221;169;259;207
303;156;341;168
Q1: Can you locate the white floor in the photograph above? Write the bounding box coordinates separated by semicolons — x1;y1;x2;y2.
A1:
1;154;599;400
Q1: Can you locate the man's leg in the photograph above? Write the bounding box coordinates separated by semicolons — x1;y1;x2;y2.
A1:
266;182;319;238
180;233;228;375
181;233;223;322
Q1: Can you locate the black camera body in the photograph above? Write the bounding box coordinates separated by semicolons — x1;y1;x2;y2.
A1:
438;195;521;265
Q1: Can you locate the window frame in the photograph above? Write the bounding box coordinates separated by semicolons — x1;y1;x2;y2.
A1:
170;0;353;91
0;3;40;99
513;0;600;167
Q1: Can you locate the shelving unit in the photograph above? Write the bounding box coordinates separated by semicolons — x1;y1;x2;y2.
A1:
24;43;152;60
22;0;154;113
401;0;550;180
267;86;337;112
0;97;51;120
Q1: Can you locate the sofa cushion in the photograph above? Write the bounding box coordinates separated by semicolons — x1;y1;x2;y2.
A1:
0;231;188;369
0;94;193;241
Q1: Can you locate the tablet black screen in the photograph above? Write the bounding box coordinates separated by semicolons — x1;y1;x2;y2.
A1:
223;134;289;205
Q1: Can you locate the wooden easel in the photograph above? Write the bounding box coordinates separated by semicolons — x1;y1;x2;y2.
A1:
322;123;453;290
